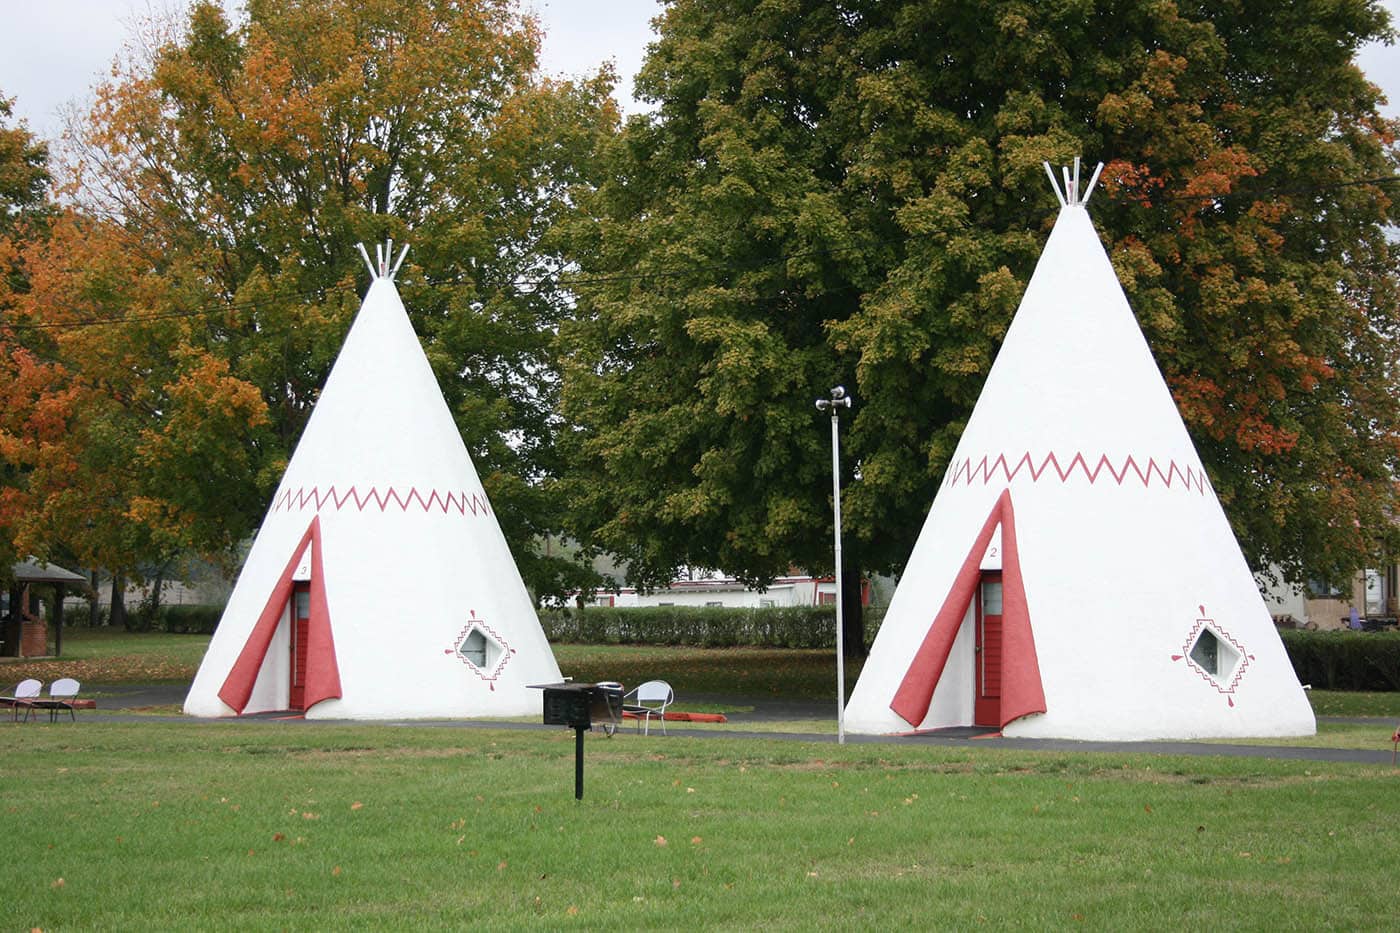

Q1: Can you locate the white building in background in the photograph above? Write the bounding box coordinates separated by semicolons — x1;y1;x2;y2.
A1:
576;572;842;609
1258;565;1398;631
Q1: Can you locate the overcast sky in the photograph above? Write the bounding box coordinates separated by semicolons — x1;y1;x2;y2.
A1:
0;0;1395;143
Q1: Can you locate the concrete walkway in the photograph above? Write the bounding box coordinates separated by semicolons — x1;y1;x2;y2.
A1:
57;682;1400;766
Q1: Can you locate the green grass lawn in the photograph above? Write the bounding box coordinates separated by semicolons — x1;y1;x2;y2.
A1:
1;721;1397;929
5;630;1400;721
552;643;863;700
0;628;211;685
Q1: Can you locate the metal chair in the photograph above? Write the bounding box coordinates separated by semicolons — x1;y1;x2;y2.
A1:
624;680;674;735
2;679;41;721
591;682;624;736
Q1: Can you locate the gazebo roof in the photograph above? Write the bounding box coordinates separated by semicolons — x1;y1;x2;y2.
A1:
11;559;87;585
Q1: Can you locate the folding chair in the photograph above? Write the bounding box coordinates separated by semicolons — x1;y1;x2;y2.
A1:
1;679;41;722
28;678;80;722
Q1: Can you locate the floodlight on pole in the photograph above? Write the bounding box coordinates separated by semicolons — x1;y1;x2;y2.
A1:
815;385;852;744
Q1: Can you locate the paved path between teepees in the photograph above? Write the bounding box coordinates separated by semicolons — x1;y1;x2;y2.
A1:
67;683;1400;766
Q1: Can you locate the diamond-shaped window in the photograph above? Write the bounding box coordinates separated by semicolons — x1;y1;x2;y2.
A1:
456;627;498;669
1188;626;1241;684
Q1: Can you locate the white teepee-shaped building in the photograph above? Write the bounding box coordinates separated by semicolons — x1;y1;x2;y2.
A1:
846;162;1315;740
185;243;562;719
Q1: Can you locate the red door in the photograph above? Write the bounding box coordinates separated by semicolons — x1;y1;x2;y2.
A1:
289;582;311;711
974;573;1003;728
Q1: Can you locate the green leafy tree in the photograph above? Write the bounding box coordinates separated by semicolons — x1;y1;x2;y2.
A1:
50;0;617;598
559;0;1400;650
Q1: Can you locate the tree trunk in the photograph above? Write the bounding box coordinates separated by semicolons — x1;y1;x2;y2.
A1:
146;570;164;633
110;574;128;630
88;570;100;627
53;583;64;657
840;565;866;659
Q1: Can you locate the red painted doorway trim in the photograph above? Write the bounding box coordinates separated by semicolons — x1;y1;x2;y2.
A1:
973;572;1003;727
289;582;311;711
218;517;342;714
889;489;1045;730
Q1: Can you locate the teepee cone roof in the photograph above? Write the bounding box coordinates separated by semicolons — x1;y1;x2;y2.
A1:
185;242;561;719
845;164;1314;741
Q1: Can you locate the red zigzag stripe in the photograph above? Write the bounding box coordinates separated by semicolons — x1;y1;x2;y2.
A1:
943;452;1210;494
271;485;493;517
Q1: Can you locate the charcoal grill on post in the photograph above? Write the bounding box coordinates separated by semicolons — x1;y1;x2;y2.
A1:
532;682;623;799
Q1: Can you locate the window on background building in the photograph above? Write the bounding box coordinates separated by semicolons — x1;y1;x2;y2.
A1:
759;599;776;608
1306;579;1346;599
819;593;836;605
705;601;723;607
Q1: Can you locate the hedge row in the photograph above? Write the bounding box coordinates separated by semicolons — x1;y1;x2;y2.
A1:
1279;629;1400;691
65;603;224;634
540;605;885;649
153;604;224;634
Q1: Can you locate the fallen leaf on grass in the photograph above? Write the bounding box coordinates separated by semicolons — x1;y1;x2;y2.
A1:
273;833;285;842
498;861;508;871
302;812;319;820
332;866;341;876
672;878;681;889
1144;805;1152;814
50;878;64;889
567;906;579;916
655;835;667;847
350;802;363;811
691;836;703;846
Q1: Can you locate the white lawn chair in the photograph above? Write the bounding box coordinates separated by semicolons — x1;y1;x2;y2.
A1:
28;678;80;723
623;680;674;735
2;679;41;721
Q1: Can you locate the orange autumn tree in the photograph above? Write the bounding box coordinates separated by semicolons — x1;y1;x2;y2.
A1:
50;0;616;599
2;210;273;616
0;93;55;582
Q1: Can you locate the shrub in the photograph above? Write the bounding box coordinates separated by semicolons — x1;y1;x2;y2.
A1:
540;605;885;649
1279;630;1400;691
155;604;224;635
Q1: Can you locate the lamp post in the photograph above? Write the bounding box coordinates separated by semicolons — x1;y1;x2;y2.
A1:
816;385;852;744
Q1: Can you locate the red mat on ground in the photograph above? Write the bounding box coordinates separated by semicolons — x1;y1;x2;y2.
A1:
621;710;727;723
